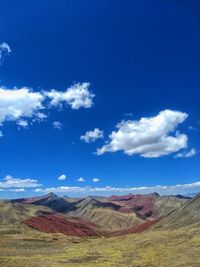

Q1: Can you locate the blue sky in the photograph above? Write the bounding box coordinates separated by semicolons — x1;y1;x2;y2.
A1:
0;0;200;198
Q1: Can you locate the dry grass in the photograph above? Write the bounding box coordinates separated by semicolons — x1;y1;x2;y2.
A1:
1;223;200;266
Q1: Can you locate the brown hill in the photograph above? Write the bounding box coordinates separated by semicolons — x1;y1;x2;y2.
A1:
108;193;187;219
0;200;52;225
156;193;200;229
14;193;72;213
67;196;142;230
12;192;188;233
68;197;121;215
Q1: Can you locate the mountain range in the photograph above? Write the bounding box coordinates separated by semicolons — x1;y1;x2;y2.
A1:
2;192;200;266
0;191;194;236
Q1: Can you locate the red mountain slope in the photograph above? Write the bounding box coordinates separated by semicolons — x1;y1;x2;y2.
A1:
109;193;159;218
23;213;103;237
23;212;160;237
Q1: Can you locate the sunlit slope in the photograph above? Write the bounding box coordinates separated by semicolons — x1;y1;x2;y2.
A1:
67;197;141;230
156;193;200;229
0;200;52;225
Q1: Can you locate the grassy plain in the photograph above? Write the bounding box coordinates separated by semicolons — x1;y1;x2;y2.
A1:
1;223;200;267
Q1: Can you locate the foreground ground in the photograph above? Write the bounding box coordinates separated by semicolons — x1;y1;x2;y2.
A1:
1;224;200;267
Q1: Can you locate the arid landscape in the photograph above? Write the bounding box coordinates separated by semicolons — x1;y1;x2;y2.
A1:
1;192;200;266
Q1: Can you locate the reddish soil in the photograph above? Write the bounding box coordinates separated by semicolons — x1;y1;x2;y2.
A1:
108;218;160;237
23;212;160;238
23;213;102;237
109;194;159;218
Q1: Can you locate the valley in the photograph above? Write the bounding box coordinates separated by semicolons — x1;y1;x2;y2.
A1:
1;192;200;266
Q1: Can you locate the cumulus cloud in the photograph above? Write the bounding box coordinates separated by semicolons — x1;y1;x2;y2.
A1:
92;178;100;182
58;174;67;180
53;121;63;130
97;110;189;158
0;42;11;64
0;175;41;189
45;82;94;109
33;180;200;196
0;82;94;133
80;128;104;143
76;177;85;182
0;87;45;125
175;148;196;158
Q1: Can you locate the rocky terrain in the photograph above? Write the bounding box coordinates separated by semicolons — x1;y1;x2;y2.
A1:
5;192;189;236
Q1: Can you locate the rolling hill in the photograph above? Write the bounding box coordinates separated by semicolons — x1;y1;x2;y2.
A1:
108;193;188;219
66;196;142;230
8;192;190;235
0;200;52;225
1;191;200;267
156;193;200;229
14;192;73;212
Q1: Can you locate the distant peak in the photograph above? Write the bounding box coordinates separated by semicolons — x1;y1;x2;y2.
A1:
45;192;58;198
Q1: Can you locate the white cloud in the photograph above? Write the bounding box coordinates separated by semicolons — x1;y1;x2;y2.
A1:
53;121;63;130
0;42;11;64
33;180;200;196
45;82;94;109
0;42;11;53
175;148;196;158
17;119;28;129
0;188;26;192
80;128;104;143
97;110;189;158
0;44;94;133
0;87;45;125
92;178;100;182
36;112;47;120
0;82;94;134
0;175;41;189
76;177;85;182
8;188;25;192
34;188;43;192
58;174;67;180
